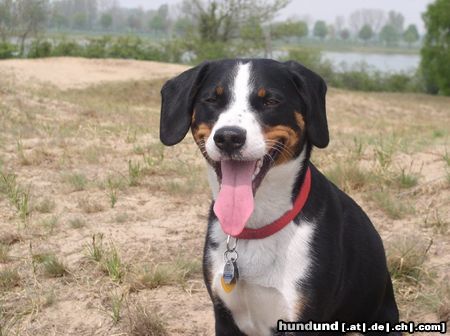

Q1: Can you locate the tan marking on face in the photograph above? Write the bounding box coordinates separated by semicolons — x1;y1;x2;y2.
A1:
192;109;196;123
192;123;212;145
257;88;266;97
216;86;224;96
295;112;305;130
264;125;300;165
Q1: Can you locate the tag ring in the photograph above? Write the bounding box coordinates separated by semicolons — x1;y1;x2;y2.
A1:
224;250;238;262
226;235;238;252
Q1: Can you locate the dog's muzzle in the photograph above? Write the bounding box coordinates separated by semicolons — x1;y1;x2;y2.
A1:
213;126;247;156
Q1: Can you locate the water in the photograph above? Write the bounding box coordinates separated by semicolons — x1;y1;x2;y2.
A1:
322;51;420;73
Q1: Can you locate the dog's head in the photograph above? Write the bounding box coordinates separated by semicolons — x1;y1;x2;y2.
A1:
160;59;328;235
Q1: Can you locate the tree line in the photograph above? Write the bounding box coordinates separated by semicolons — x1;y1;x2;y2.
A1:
0;0;420;47
0;0;448;95
313;10;420;47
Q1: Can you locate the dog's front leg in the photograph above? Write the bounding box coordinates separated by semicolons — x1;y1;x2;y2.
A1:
212;299;247;336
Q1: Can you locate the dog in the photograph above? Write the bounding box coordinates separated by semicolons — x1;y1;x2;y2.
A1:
159;59;400;336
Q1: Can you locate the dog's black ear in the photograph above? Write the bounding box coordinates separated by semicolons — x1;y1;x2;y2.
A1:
160;62;209;146
284;60;329;148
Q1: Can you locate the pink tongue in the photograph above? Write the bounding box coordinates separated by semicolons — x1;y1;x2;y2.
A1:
213;160;256;236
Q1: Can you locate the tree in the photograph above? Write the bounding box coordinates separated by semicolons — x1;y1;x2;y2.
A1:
173;16;194;37
379;24;400;46
358;24;373;44
149;13;166;34
327;24;336;39
72;12;87;29
100;13;112;30
420;0;450;95
313;20;327;40
181;0;290;60
183;0;289;43
15;0;49;56
334;15;345;33
271;20;308;40
239;15;264;52
0;0;13;42
403;24;419;47
349;9;385;35
387;11;404;34
339;28;350;40
127;14;142;31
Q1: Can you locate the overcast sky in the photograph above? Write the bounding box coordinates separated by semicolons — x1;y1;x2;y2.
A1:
119;0;433;31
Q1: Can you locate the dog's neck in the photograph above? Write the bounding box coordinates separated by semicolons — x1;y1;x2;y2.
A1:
207;146;308;230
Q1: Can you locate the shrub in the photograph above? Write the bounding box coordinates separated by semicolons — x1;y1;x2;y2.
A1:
84;36;110;58
108;36;145;59
0;42;16;59
28;40;53;58
51;39;84;57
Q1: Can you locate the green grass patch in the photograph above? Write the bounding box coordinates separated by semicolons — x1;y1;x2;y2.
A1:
128;160;142;187
63;172;88;191
395;168;419;189
32;253;67;277
85;234;104;263
0;171;32;221
368;190;413;219
325;162;373;192
102;243;124;282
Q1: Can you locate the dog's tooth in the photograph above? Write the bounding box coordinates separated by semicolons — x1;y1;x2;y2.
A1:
254;166;261;177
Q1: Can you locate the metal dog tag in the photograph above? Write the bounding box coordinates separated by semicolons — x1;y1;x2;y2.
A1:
223;260;236;284
221;236;239;293
221;260;239;293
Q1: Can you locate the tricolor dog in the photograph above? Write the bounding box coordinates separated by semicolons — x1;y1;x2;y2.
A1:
160;59;400;336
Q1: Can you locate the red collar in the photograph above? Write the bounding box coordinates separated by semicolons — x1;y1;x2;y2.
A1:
234;166;312;240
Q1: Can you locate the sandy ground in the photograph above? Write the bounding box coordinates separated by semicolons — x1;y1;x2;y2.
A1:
0;57;188;89
0;57;449;336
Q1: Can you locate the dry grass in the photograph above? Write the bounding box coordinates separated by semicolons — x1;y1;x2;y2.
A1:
34;197;56;214
126;301;168;336
129;258;201;292
0;244;10;263
325;161;373;192
68;217;86;229
368;190;413;220
78;197;104;213
63;172;88;191
0;268;20;291
0;59;448;335
386;235;432;283
32;253;68;278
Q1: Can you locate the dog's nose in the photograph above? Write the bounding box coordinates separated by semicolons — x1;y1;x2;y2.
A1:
214;126;247;154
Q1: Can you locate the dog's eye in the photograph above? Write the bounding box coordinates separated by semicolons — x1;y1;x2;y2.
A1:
264;98;280;107
204;97;217;104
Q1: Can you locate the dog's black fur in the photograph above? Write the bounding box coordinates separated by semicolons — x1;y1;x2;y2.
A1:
160;59;400;335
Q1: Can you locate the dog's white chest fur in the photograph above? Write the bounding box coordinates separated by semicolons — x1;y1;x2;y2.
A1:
210;220;314;336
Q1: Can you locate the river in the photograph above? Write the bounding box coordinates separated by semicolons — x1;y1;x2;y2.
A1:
322;51;420;73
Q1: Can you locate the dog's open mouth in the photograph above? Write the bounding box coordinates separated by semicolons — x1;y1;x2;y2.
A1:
212;145;281;236
213;146;279;193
